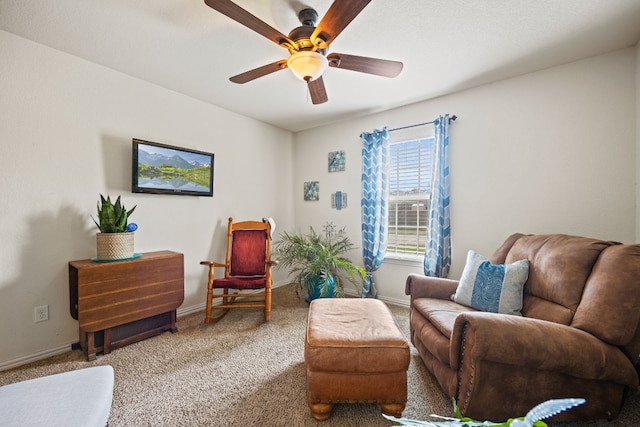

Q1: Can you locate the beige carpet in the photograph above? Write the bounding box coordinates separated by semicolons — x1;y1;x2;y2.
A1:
1;284;638;426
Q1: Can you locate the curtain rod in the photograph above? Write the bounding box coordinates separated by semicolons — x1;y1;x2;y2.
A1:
388;115;457;133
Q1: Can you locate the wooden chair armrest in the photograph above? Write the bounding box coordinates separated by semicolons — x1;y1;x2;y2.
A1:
199;261;227;268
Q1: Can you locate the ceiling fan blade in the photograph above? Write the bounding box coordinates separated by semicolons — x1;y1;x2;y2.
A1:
204;0;294;48
311;0;371;49
327;53;403;78
229;60;288;84
308;77;328;105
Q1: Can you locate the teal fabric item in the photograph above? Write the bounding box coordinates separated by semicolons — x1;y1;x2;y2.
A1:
424;114;451;278
360;127;389;298
454;250;530;316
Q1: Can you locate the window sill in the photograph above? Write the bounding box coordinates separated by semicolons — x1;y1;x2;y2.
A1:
384;255;424;266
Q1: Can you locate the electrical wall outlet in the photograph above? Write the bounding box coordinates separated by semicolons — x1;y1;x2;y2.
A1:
34;305;49;323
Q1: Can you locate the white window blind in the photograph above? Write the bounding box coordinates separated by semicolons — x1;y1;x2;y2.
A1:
387;137;435;258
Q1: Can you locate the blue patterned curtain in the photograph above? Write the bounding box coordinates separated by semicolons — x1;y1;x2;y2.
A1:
424;115;451;277
360;127;389;298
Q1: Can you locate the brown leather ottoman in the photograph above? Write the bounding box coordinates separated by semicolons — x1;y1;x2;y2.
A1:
305;298;410;421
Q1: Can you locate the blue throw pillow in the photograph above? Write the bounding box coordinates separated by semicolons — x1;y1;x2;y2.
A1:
453;250;529;316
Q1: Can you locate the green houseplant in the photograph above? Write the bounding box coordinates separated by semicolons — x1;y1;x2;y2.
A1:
273;227;367;300
92;194;137;260
93;194;136;233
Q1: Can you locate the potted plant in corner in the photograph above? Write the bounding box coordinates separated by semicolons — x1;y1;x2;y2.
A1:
93;194;137;260
273;227;367;301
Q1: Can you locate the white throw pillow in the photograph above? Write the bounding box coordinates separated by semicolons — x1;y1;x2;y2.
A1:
453;250;529;316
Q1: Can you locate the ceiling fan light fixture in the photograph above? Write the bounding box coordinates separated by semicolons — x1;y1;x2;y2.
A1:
287;50;328;81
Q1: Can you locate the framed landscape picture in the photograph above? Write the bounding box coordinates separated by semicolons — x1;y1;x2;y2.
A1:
132;138;214;197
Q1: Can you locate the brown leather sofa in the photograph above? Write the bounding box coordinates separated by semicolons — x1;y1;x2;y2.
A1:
405;233;640;422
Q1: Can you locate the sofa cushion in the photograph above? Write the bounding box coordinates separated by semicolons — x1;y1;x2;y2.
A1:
489;233;525;264
572;244;640;348
506;234;617;324
411;298;475;368
453;250;529;316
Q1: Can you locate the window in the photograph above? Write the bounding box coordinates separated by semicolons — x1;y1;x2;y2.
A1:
387;136;435;259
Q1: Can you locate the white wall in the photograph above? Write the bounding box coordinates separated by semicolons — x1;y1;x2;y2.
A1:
294;47;638;304
0;31;295;369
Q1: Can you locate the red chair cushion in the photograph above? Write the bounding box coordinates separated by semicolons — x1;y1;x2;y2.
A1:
213;277;267;290
230;229;267;277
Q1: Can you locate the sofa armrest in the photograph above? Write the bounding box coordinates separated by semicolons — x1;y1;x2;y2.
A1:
450;312;638;386
405;274;459;301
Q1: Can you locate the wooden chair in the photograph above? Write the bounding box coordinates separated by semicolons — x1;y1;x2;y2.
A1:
200;217;278;324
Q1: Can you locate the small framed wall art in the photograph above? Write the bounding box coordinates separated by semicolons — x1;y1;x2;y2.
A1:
304;181;319;201
331;191;347;210
328;150;345;172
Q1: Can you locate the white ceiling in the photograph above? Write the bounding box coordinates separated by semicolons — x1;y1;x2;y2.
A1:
1;0;640;132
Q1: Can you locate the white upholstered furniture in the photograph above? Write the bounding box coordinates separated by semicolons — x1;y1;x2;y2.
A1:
0;365;114;426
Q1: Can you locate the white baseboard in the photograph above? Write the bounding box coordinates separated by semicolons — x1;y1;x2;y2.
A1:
378;295;410;308
177;303;205;317
343;288;410;308
0;344;72;372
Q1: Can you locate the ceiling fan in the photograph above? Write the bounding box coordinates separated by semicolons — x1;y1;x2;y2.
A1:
204;0;403;105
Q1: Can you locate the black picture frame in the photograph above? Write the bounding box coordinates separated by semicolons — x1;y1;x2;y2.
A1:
132;138;214;197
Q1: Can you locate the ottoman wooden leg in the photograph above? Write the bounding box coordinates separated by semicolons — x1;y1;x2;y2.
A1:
308;402;333;421
380;402;406;418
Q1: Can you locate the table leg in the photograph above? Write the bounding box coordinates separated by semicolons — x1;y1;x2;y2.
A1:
86;332;96;361
103;328;112;354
